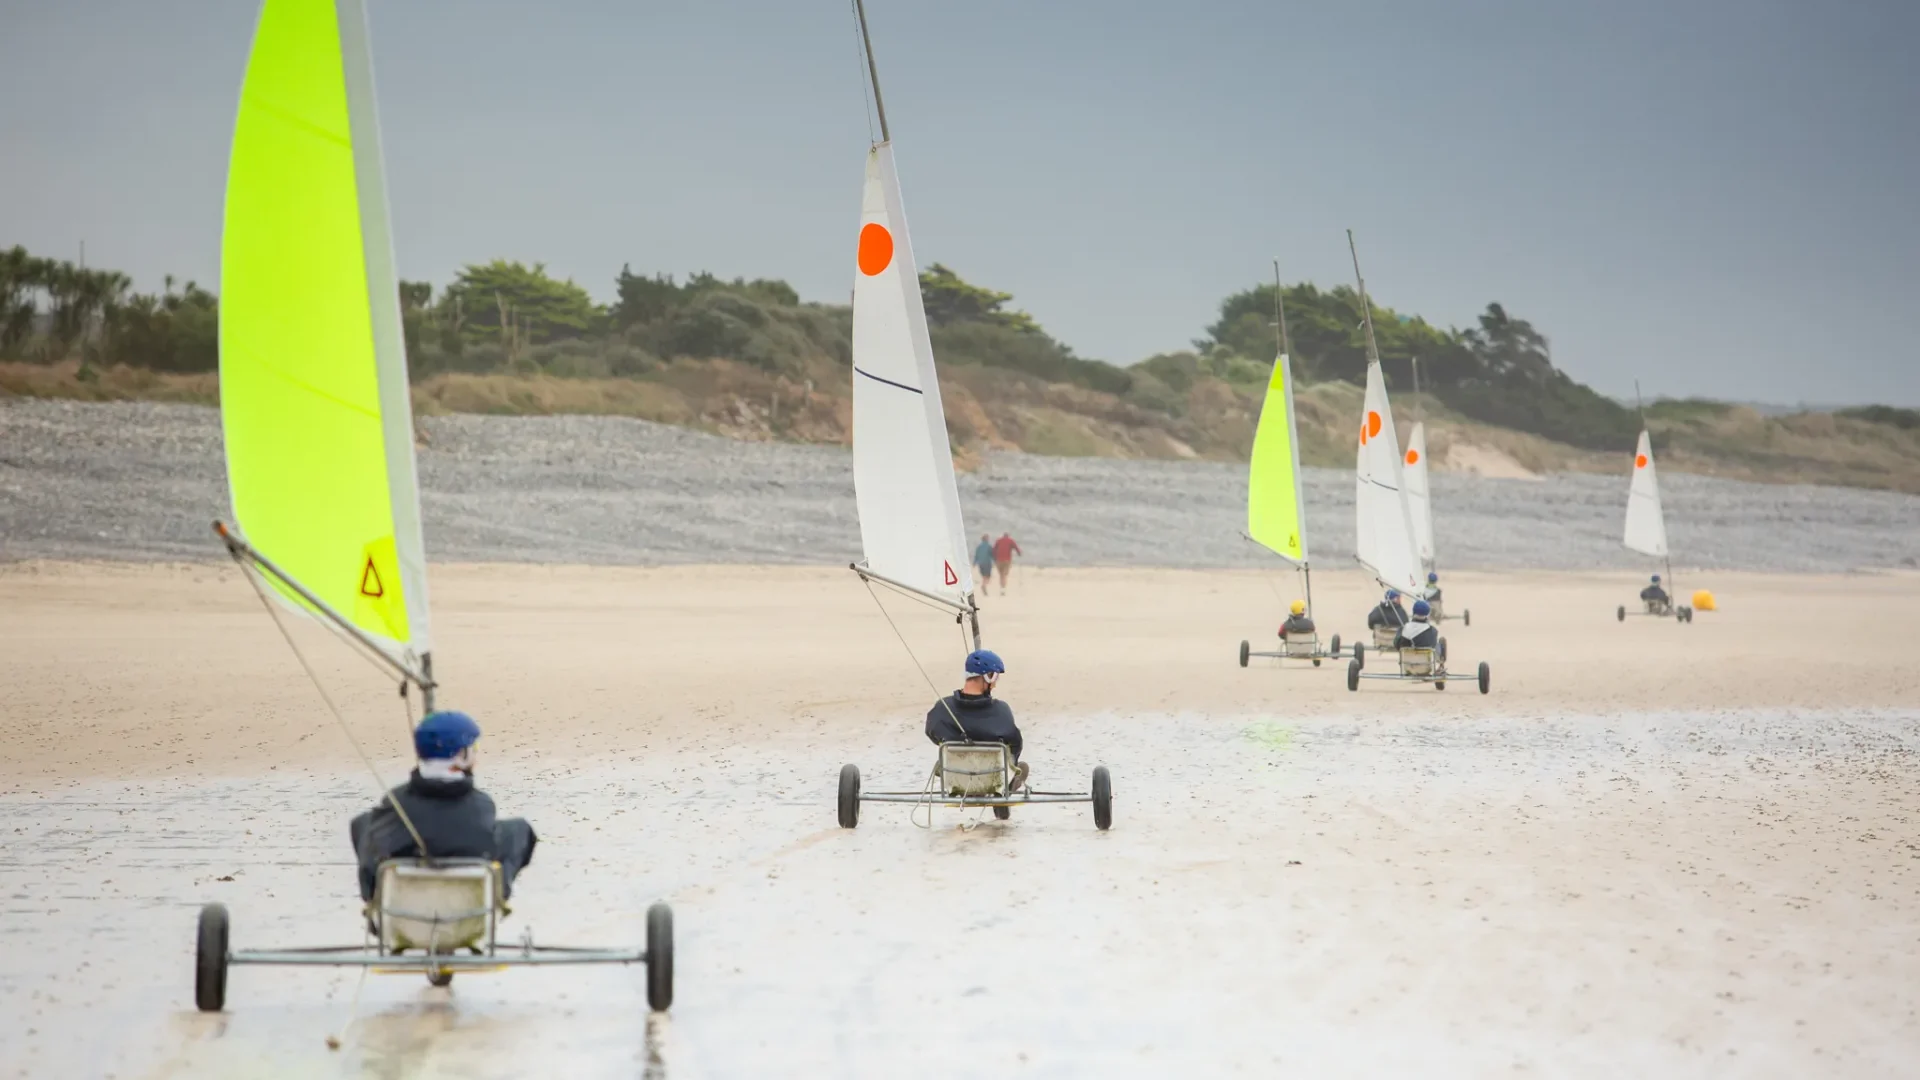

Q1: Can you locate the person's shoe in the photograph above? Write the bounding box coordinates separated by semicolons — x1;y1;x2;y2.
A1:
1010;762;1030;792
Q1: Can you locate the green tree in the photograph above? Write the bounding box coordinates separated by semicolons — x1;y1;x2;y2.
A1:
918;264;1039;332
442;260;602;345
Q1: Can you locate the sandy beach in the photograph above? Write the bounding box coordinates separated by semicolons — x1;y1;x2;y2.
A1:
2;561;1916;1077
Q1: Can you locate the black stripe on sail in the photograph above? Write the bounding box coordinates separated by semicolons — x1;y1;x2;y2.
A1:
855;366;922;395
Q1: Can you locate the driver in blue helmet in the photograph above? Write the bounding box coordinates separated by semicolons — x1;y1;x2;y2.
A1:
1396;599;1439;649
349;710;538;903
1366;589;1409;631
1420;571;1442;606
926;649;1028;791
1640;574;1669;606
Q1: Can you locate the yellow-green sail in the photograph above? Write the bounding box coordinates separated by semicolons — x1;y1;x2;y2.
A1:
1247;351;1308;564
219;0;430;659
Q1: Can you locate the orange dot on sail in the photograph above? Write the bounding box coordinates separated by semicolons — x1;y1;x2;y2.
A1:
1405;448;1420;465
857;223;894;276
1358;421;1369;445
1366;411;1383;438
1635;454;1648;468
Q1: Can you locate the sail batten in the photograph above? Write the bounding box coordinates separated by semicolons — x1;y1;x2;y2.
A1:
850;142;973;608
220;0;430;659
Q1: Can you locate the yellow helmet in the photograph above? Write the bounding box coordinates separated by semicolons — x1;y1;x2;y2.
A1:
1289;600;1306;616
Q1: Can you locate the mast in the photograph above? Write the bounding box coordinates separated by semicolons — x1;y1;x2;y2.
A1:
853;0;891;143
1271;258;1292;359
1270;258;1311;617
1348;229;1382;367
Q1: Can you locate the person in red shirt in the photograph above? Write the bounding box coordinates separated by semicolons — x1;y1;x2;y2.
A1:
991;532;1022;595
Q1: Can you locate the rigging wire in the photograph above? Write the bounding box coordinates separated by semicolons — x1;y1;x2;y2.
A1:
848;0;877;146
860;577;981;830
237;560;429;858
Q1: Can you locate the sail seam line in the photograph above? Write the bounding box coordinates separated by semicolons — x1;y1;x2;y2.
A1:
854;366;922;395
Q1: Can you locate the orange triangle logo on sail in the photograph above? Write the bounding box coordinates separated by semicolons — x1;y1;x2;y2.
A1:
359;556;385;598
943;561;958;586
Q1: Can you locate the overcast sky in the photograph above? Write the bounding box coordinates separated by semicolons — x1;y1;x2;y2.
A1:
3;0;1915;405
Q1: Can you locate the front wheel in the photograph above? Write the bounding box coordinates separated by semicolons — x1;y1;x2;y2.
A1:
837;764;861;829
195;903;229;1013
1463;610;1471;627
1091;766;1113;831
992;805;1011;821
1617;605;1626;622
1238;640;1250;668
1478;662;1491;695
428;969;454;988
646;902;674;1012
1346;659;1360;692
1329;633;1342;658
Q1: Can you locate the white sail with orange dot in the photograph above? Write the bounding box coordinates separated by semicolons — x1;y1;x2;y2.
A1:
1403;422;1435;568
1623;428;1669;557
1353;363;1424;594
849;142;974;608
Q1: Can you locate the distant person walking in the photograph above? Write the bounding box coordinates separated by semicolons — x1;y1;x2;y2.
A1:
972;534;995;597
991;532;1022;596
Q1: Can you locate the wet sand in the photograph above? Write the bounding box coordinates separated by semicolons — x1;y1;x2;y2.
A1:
2;563;1918;1077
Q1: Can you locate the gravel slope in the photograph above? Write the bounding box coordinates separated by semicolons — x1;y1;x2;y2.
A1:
4;399;1918;571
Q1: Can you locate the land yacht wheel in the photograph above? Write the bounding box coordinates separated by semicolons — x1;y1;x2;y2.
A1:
1091;767;1112;831
837;764;861;829
1238;640;1250;667
646;903;674;1012
195;903;229;1013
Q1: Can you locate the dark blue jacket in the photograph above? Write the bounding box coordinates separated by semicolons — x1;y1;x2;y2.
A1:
1396;621;1439;649
926;690;1023;761
350;771;536;902
1367;600;1408;629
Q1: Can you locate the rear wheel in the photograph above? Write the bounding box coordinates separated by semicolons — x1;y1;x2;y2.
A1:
1353;643;1365;670
195;903;229;1013
1617;605;1626;622
1346;660;1360;692
1438;637;1449;663
837;764;860;829
646;903;674;1012
1238;640;1250;667
1478;662;1491;694
1463;610;1471;626
1091;766;1113;831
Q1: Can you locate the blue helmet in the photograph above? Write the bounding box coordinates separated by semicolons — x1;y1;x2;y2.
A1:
1652;574;1661;583
1412;599;1432;618
1427;572;1438;584
414;710;481;759
1385;589;1400;601
964;649;1006;676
